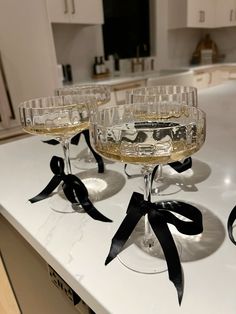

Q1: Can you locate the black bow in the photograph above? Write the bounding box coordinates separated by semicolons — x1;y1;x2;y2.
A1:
43;129;104;173
227;205;236;245
29;156;112;222
105;192;203;305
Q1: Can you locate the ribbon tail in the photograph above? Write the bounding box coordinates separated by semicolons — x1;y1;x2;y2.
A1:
168;157;192;173
29;176;62;203
63;174;112;222
124;164;142;179
105;206;144;265
151;165;159;186
42;139;60;145
148;214;184;305
227;205;236;245
70;132;81;145
81;199;112;223
83;129;104;173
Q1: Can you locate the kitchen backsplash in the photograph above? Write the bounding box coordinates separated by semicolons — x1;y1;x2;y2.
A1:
168;28;204;68
208;27;236;63
52;24;104;83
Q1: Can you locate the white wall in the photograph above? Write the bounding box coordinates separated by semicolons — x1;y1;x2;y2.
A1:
52;24;104;82
168;28;203;67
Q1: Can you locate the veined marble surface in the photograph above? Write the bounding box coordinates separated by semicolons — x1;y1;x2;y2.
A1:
1;81;236;313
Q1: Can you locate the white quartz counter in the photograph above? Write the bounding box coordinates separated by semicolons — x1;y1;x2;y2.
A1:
1;81;236;313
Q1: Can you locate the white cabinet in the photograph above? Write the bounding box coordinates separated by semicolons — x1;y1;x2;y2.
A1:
192;66;236;89
147;72;194;87
193;72;211;89
46;0;104;24
0;0;59;140
169;0;236;28
168;0;215;29
216;0;236;27
187;0;215;28
110;79;146;105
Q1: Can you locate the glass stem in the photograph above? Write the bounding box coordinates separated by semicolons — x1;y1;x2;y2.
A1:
143;166;155;248
61;138;72;175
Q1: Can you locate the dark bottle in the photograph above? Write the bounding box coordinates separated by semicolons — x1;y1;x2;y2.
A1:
93;56;101;75
66;64;73;83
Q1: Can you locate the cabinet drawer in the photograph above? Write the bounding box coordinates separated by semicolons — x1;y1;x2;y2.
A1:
111;80;146;105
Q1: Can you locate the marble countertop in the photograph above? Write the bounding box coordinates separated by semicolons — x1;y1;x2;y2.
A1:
1;81;236;313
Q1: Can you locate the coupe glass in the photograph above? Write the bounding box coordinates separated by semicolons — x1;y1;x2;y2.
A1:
90;101;206;273
56;84;111;168
55;83;126;204
127;85;198;195
19;95;89;212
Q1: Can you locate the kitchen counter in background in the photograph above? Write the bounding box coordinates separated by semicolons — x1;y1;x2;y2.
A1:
1;81;236;313
81;62;236;86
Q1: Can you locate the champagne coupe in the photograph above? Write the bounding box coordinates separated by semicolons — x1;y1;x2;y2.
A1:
56;84;111;168
90;101;206;273
127;85;198;194
56;83;126;203
19;95;89;212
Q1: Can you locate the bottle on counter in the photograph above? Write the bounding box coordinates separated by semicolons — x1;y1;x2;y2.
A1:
114;53;120;76
100;56;106;74
93;56;101;75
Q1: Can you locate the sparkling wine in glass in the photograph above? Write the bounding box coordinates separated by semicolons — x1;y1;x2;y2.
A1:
55;84;126;203
90;101;206;273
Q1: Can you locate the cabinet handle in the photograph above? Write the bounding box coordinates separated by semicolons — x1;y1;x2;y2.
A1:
64;0;68;14
230;9;233;21
202;10;205;22
199;11;202;22
71;0;75;14
199;10;205;23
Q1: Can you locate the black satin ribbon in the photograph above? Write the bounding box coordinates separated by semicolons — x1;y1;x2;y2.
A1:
43;129;104;173
29;156;112;222
227;205;236;245
151;157;192;184
71;129;104;173
105;192;203;305
124;157;192;180
124;164;142;179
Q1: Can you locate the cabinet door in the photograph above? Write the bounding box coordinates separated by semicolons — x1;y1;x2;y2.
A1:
187;0;215;28
46;0;71;23
0;0;58;139
216;0;236;27
69;0;104;24
111;80;146;105
168;0;215;29
193;72;211;89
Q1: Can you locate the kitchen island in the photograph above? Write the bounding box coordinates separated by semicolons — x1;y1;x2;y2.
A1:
1;81;236;313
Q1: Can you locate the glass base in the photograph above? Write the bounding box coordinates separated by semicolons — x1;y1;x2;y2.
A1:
48;169;126;213
49;192;84;214
72;149;114;171
117;220;182;274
